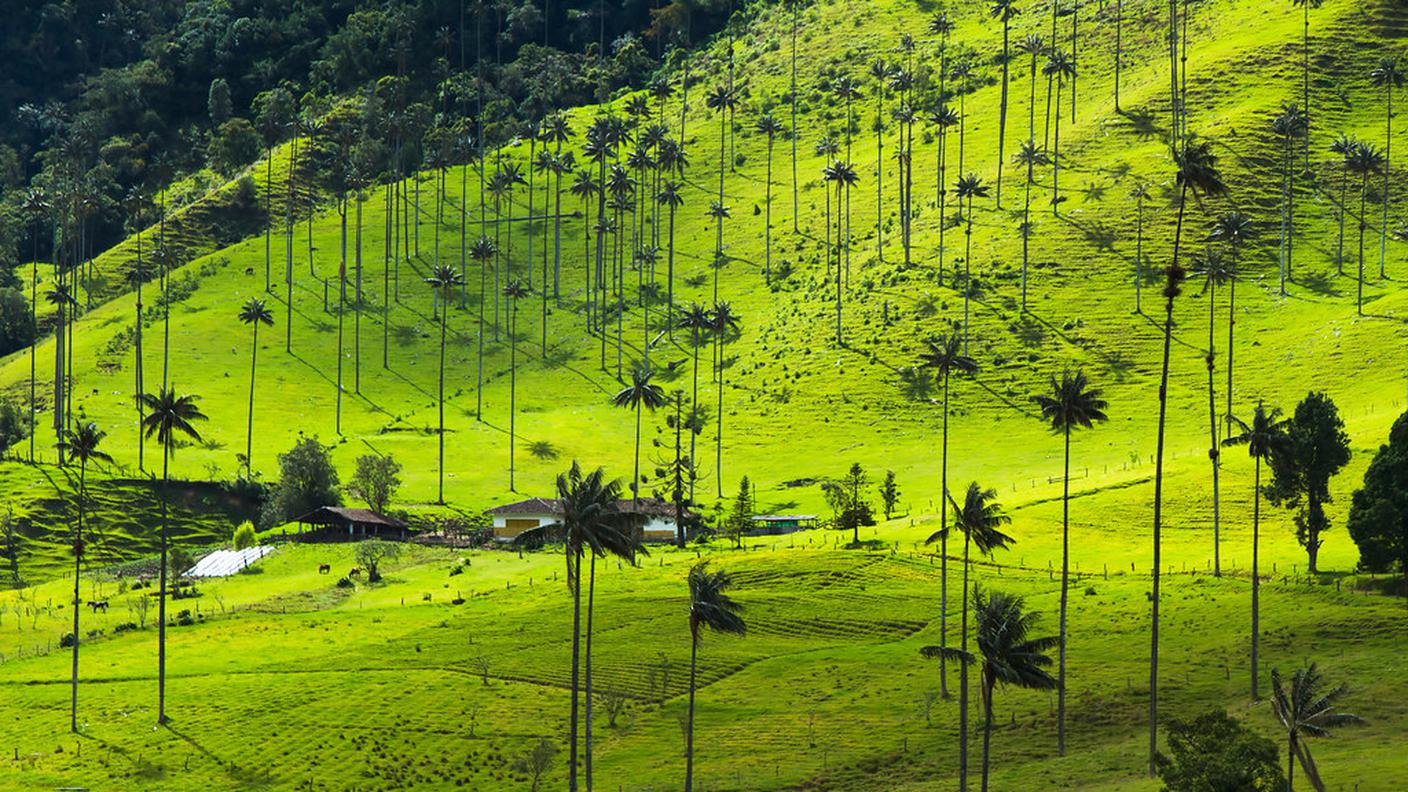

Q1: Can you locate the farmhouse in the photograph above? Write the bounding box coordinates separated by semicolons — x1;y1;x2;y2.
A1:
488;497;690;543
749;514;818;535
281;506;411;541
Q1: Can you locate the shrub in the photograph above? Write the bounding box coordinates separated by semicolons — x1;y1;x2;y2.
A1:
232;521;257;551
335;576;354;589
175;609;196;627
59;632;76;648
113;622;139;634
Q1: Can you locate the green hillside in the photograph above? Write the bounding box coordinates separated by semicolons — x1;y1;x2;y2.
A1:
2;0;1408;788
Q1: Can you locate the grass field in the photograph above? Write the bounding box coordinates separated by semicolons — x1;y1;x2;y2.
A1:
3;0;1408;787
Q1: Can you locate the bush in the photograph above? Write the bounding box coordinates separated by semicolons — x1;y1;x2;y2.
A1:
0;396;26;455
0;287;34;357
175;609;196;627
208;118;261;176
1155;710;1284;791
232;521;257;551
113;622;139;634
335;576;354;589
59;632;76;648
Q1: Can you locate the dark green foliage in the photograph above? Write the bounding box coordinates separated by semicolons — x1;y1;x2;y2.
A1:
354;539;400;584
259;436;341;528
822;463;875;543
1265;392;1351;572
0;287;34;356
0;396;26;455
1348;411;1408;585
880;470;899;520
208;118;262;176
1154;711;1284;792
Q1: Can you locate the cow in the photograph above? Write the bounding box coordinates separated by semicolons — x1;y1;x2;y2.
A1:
348;567;361;577
318;563;331;575
87;600;109;613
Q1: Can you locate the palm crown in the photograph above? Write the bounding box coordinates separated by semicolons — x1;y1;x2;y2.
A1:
613;367;668;412
1223;402;1289;460
139;388;207;457
1031;370;1108;433
947;482;1016;555
238;297;274;327
917;332;978;380
687;562;746;642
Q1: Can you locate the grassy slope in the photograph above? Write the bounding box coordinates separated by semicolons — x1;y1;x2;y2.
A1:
2;0;1408;787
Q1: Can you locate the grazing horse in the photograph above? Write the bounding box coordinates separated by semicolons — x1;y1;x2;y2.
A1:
318;563;331;575
87;600;109;613
348;567;361;577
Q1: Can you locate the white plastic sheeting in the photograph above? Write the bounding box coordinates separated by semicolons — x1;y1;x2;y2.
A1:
185;546;275;578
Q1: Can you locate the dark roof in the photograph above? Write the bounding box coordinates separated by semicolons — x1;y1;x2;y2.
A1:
288;506;408;529
752;514;818;522
489;497;688;519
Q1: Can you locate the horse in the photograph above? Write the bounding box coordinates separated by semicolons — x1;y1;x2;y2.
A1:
348;567;361;577
87;600;109;613
318;563;331;575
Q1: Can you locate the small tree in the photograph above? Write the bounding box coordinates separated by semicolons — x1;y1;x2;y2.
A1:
232;522;257;551
348;454;403;514
260;437;342;528
1266;392;1351;573
1155;710;1285;792
880;470;900;520
169;547;195;583
0;506;20;585
823;463;875;544
514;737;558;792
354;540;400;583
721;477;753;548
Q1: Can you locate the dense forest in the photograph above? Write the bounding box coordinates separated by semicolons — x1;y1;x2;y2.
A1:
0;0;734;354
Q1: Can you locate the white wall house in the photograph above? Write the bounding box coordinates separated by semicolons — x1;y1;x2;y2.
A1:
488;497;689;543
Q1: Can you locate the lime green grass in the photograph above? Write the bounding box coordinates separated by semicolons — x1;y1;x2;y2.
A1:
3;0;1408;787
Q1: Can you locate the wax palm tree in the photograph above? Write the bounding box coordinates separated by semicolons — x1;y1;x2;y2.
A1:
946;482;1015;791
705;85;736;259
516;463;641;792
1271;664;1364;791
894;101;918;268
139;387;206;725
1223;403;1289;700
1210;210;1251;433
424;265;463;503
991;0;1021;207
823;160;859;343
924;589;1058;792
678;304;712;502
684;562;746;792
237;299;274;476
710;302;741;498
22;188;49;463
1370;57;1403;279
1272;104;1307;294
1291;0;1323;169
658;181;685;329
469;235;497;420
918;332;979;699
870;57;893;260
1015;140;1049;310
59;421;111;732
1131;183;1151;312
1043;50;1075;214
1346;141;1384;315
930;106;959;281
1030;369;1106;755
613;367;668;502
955;174;989;353
1198;252;1234;576
756;114;784;284
1329;134;1357;273
1016;34;1045;143
504;278;531;491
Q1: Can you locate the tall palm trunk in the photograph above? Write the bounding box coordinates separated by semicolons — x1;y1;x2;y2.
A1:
765;138;774;284
963;193;974;353
996;18;1011;208
790;4;799;234
1115;0;1123;111
568;549;582;792
1357;172;1369;315
246;322;260;473
684;629;700;792
716;336;726;498
1251;455;1262;700
959;529;973;791
1381;86;1393;279
690;333;701;503
1057;426;1070;755
437;290;447;503
157;449;170;724
1150;183;1190;775
1052;78;1063;215
584;554;597;790
509;296;519;491
1206;280;1221;575
1225;249;1237;434
939;370;952;699
667;202;678;333
69;458;87;732
980;673;995;792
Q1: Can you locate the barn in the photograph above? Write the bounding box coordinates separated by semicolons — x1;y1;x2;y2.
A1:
281;506;411;542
